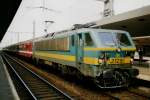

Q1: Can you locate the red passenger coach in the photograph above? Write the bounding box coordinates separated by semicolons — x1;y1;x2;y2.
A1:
18;41;32;58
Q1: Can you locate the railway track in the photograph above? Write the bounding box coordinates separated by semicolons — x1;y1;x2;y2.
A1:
100;85;150;100
2;54;74;100
2;53;150;100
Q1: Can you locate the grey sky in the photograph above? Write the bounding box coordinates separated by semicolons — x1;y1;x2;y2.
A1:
1;0;150;47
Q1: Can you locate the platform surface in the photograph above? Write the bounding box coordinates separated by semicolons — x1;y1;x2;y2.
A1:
0;54;19;100
134;66;150;81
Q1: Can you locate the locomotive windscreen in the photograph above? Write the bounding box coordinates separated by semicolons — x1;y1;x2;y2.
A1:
98;32;132;47
116;33;132;47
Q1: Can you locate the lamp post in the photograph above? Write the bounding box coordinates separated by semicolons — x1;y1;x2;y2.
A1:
32;20;36;54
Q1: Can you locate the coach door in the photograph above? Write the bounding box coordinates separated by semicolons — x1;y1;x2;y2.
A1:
76;33;84;66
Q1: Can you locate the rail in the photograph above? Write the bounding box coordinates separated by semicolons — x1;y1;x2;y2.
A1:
2;54;74;100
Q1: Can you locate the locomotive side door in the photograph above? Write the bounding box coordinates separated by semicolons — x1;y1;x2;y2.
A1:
76;33;84;67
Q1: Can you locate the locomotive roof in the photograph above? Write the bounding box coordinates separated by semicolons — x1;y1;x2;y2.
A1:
34;28;128;41
3;28;129;48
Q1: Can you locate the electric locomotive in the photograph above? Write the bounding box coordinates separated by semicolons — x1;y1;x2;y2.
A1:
32;28;139;88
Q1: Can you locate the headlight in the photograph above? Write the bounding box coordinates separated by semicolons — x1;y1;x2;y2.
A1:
130;58;133;64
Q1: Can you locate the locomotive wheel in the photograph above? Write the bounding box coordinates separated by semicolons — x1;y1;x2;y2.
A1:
33;58;39;65
112;71;126;86
60;65;68;75
123;72;130;87
113;71;125;86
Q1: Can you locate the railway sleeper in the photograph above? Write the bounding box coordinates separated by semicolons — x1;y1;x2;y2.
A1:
39;97;65;100
37;94;59;98
34;91;54;95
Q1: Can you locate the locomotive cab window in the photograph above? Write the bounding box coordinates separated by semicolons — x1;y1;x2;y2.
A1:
116;33;132;47
71;35;75;46
98;32;116;46
84;33;94;46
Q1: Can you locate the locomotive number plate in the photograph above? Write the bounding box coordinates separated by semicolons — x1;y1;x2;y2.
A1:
108;58;124;64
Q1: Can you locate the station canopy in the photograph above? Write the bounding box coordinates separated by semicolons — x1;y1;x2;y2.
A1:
0;0;21;42
94;5;150;37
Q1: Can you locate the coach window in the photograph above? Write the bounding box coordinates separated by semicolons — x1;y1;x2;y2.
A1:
85;33;94;46
71;35;75;46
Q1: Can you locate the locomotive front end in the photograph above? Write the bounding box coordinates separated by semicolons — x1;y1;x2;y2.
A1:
87;30;139;88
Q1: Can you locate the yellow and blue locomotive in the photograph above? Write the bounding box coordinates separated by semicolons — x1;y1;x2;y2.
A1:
33;28;139;88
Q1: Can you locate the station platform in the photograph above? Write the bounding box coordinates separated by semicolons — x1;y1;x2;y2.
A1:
133;66;150;81
0;54;19;100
